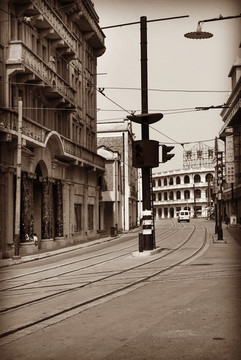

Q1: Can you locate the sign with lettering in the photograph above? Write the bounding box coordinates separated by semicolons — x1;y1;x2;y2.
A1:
225;134;234;183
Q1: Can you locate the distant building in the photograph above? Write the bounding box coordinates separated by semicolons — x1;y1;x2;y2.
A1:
152;167;214;219
97;119;138;231
0;0;106;258
219;57;241;225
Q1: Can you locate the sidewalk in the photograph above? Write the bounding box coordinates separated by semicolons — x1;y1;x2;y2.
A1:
0;227;141;269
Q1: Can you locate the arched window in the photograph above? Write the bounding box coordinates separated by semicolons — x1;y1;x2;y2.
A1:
169;177;173;185
153;193;156;201
176;176;181;185
184;190;190;199
152;180;156;187
164;208;168;218
206;173;213;182
158;192;162;201
195;189;201;199
164;178;167;186
169;208;174;218
158;208;162;217
158;179;162;186
184;175;190;184
176;206;181;215
164;192;167;200
194;174;201;183
169;191;173;200
176;190;181;199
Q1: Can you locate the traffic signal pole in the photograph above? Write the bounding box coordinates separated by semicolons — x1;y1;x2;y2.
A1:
140;16;154;250
103;15;189;252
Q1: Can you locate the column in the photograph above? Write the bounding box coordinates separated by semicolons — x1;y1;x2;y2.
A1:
63;181;70;239
41;178;53;239
55;180;63;237
20;172;34;241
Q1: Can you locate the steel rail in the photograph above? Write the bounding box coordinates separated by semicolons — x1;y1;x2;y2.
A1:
0;220;177;288
0;224;208;341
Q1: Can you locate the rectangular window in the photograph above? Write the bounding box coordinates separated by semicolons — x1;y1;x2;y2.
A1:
32;97;38;122
88;204;94;230
74;204;82;232
43;105;47;127
42;45;47;62
58;114;61;134
31;34;36;52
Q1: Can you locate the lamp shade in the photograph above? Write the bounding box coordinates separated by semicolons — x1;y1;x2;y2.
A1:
184;31;213;39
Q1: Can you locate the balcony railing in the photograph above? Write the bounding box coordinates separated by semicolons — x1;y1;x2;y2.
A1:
62;138;105;169
31;0;77;53
6;41;75;105
0;110;105;170
154;198;206;206
154;182;209;190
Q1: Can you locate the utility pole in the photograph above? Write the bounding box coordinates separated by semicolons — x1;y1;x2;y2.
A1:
102;14;189;251
14;99;22;258
140;16;153;250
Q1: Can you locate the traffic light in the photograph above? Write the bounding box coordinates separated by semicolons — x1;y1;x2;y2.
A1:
162;145;175;163
132;140;159;168
133;142;144;167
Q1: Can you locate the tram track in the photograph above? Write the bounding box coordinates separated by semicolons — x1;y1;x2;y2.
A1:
0;221;185;311
0;219;177;290
0;222;209;343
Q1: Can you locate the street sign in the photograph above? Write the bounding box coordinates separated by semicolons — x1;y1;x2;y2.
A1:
225;132;235;183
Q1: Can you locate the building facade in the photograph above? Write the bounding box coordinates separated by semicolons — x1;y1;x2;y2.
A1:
97;119;138;231
152;167;214;220
0;0;106;258
219;57;241;225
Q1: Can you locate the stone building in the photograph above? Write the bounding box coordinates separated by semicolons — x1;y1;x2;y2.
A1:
0;0;106;258
152;167;214;219
219;57;241;225
97;119;138;232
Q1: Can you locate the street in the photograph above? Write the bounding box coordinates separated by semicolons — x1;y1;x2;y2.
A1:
0;219;241;359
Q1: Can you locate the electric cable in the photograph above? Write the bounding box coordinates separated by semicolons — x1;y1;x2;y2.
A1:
96;86;231;94
1;5;229;150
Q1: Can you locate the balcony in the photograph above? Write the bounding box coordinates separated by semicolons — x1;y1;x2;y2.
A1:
154;197;206;207
62;138;105;169
0;110;105;171
6;41;75;106
70;1;105;55
15;0;77;56
15;0;105;56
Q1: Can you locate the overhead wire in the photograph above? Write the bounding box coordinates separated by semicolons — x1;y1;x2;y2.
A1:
1;4;227;148
3;8;136;117
97;86;231;93
3;9;228;123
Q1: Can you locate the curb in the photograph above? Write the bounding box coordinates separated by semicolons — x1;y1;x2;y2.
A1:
0;228;141;268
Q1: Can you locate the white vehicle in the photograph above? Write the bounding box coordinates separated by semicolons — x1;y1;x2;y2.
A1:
177;210;190;222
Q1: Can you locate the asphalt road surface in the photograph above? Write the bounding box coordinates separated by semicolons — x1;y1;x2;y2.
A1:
0;219;240;359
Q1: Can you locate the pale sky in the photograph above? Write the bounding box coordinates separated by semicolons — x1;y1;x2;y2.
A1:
93;0;241;172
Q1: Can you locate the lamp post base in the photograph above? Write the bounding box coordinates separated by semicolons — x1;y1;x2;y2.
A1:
218;228;223;240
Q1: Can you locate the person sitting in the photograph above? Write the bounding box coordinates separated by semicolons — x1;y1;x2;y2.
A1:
33;233;38;246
